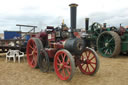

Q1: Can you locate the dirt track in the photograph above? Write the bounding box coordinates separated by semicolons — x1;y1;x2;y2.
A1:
0;53;128;85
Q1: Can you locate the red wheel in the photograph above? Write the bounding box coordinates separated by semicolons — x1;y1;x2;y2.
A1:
79;47;99;75
54;49;75;81
26;38;41;68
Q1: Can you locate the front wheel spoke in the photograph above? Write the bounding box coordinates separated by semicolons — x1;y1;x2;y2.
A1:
81;55;84;60
85;64;88;72
89;56;95;61
87;51;90;59
62;54;66;62
90;62;96;64
82;55;87;61
85;52;88;57
81;63;85;67
87;65;90;72
90;63;95;70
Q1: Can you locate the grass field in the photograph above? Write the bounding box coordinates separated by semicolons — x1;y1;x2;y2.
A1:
0;53;128;85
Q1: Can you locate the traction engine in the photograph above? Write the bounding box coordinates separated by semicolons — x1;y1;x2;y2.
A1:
26;3;100;81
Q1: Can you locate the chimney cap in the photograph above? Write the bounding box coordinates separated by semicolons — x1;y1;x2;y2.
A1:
69;3;78;7
85;18;89;20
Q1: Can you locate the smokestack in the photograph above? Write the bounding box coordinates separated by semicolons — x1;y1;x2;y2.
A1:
85;18;89;31
103;23;107;28
120;24;122;27
69;3;78;31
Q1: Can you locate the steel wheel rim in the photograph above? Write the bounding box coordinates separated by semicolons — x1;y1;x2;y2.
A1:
98;33;115;57
54;51;72;80
27;39;38;68
79;49;97;75
39;50;49;72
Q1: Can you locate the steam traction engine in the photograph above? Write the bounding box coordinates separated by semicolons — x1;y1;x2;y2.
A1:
26;4;100;81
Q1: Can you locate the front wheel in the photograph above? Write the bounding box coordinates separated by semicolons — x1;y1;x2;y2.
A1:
54;49;75;81
79;47;100;75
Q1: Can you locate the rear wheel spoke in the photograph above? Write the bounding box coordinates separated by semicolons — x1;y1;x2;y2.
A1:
57;57;62;63
57;66;62;71
66;68;70;75
105;49;109;54
64;65;71;69
29;45;33;50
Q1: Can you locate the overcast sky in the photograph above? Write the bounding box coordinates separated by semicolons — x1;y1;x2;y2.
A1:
0;0;128;33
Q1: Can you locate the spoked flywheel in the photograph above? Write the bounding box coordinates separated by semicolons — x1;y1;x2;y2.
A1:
79;47;99;75
54;49;75;81
91;22;102;36
97;31;121;57
26;38;42;68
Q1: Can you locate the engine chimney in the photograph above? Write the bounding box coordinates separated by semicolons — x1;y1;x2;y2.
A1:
85;18;89;32
69;3;78;36
103;23;107;28
120;23;122;27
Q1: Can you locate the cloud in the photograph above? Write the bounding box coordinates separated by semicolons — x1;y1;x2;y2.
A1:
77;8;128;28
0;0;128;33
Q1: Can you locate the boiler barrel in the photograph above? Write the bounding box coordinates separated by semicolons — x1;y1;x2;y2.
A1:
64;38;85;55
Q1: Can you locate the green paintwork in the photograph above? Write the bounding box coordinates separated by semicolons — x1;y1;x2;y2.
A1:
97;32;115;57
121;33;128;52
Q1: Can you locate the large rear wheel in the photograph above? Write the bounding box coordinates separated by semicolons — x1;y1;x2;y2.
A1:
26;38;41;68
97;31;121;57
54;49;75;81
